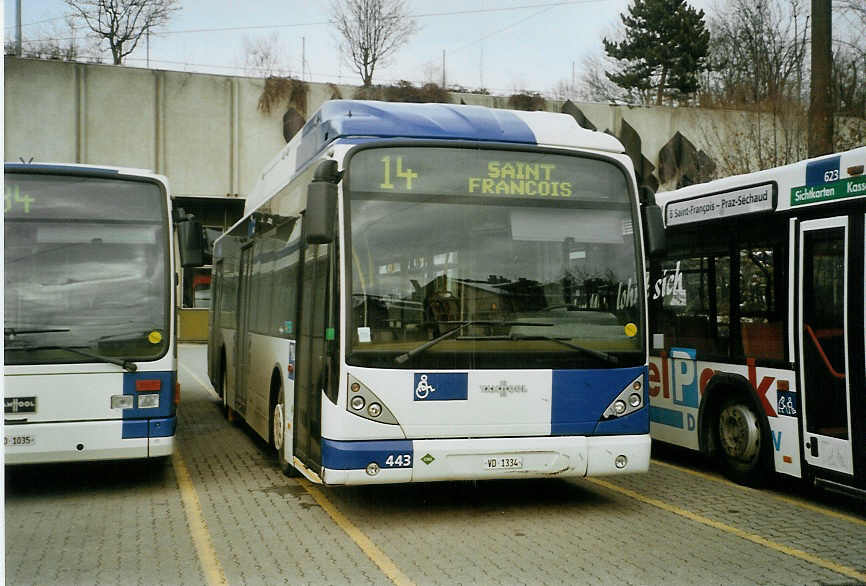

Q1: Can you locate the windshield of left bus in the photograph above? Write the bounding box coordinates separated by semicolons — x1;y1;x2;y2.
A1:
345;146;644;370
4;172;170;365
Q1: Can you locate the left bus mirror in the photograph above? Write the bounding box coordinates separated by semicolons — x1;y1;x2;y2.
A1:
305;160;340;245
177;217;205;267
643;204;666;258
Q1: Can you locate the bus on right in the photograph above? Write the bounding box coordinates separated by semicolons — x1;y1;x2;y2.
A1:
648;146;865;496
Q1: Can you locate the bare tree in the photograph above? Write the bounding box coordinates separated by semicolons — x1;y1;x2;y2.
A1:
65;0;180;65
331;0;418;87
241;32;292;78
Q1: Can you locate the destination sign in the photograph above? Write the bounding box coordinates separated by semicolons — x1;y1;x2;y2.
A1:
347;147;629;203
666;183;775;226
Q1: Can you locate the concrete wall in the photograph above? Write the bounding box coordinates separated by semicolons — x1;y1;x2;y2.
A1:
4;57;721;196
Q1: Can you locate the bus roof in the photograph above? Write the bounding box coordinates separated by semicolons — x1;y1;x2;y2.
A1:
247;99;625;216
655;146;866;226
5;161;166;181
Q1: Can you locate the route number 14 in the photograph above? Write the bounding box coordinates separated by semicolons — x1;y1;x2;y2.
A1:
380;156;418;190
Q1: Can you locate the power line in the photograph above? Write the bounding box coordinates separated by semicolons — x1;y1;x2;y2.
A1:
16;0;614;41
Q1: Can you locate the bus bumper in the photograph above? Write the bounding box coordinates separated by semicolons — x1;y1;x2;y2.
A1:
4;419;175;465
320;434;651;485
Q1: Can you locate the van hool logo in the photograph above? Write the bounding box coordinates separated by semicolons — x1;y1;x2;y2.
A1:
5;397;36;413
480;381;527;397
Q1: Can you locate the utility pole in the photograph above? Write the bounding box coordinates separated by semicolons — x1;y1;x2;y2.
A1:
442;50;446;88
302;37;306;80
16;0;23;57
808;0;834;156
146;29;150;68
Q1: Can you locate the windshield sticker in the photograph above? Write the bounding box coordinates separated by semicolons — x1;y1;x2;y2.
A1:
357;327;371;343
624;323;638;337
147;331;163;344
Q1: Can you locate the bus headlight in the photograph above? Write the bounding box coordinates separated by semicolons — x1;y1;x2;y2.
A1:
345;375;400;425
111;395;133;410
138;393;160;409
602;374;646;419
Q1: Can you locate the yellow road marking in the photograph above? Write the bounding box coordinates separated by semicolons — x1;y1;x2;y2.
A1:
297;478;415;586
172;450;228;586
588;477;866;584
652;458;866;528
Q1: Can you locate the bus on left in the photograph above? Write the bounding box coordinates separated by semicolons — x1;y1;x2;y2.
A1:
4;162;202;464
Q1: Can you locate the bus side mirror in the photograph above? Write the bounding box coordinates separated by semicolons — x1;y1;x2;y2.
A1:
643;204;666;258
305;160;340;245
176;211;205;267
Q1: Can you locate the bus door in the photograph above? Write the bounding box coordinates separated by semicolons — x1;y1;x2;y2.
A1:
235;244;255;416
293;241;332;471
797;217;855;478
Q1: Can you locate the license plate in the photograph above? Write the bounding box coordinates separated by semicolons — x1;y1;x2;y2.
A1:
4;434;35;447
483;456;523;470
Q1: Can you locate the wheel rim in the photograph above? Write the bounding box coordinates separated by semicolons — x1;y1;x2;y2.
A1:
718;402;760;462
273;401;284;452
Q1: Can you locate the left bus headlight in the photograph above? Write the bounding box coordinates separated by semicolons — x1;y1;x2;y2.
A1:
346;375;399;425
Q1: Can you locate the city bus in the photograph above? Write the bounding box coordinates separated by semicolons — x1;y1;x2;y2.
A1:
4;162;202;464
648;147;866;496
208;100;664;485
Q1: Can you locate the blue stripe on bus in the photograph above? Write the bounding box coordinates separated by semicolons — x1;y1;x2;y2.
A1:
649;406;684;428
121;416;177;439
805;155;840;186
321;438;413;470
551;366;646;436
296;101;538;172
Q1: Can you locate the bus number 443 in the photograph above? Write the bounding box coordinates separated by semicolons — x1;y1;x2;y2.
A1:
384;454;412;468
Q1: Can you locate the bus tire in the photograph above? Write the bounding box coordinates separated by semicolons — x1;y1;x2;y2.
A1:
272;386;298;477
713;393;771;486
221;367;236;423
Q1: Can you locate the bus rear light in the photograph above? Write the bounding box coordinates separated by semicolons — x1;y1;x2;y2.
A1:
629;393;642;408
111;395;133;410
138;394;160;409
175;382;181;405
367;403;382;417
613;400;627;415
350;396;365;411
136;379;162;392
346;375;400;425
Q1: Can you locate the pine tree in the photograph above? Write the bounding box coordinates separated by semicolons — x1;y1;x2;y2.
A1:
603;0;710;105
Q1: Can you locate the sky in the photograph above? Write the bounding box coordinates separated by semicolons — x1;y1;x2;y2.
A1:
4;0;718;96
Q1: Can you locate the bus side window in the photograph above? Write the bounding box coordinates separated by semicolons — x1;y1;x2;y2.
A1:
658;254;730;358
738;244;784;361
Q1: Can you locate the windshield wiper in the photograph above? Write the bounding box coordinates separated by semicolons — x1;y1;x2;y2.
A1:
394;320;553;364
4;327;71;340
509;334;619;365
6;344;138;372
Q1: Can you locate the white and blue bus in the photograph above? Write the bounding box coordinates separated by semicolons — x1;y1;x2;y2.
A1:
4;163;200;464
208;100;664;485
649;147;866;496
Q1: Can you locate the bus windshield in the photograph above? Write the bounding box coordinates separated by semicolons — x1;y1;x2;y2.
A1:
346;146;644;370
4;173;170;365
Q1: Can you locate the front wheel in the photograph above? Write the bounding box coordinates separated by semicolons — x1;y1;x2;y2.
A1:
272;387;298;477
714;394;770;486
